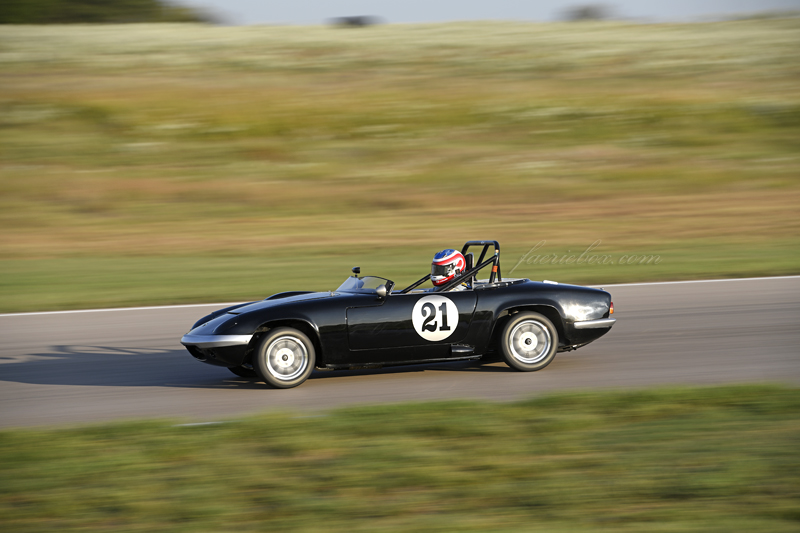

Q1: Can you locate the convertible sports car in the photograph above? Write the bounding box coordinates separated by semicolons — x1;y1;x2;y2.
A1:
181;241;615;388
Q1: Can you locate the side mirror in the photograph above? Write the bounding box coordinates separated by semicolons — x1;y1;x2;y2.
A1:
376;284;388;299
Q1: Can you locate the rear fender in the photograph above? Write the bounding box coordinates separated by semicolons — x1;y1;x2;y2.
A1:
491;304;566;349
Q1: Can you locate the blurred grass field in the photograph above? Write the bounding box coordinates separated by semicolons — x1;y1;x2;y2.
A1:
1;20;799;311
1;385;798;532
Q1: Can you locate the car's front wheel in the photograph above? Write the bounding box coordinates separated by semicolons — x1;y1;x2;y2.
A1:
500;312;558;372
254;327;316;388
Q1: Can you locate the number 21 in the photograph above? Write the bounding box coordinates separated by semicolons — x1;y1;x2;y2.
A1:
421;302;451;332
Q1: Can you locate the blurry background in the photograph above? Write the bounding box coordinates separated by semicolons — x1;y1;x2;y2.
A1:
176;0;800;25
1;7;799;530
1;2;798;312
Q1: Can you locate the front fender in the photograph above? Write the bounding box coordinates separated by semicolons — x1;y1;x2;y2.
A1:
191;302;256;330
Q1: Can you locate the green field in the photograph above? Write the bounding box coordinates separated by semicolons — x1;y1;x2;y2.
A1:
1;385;798;531
1;20;799;311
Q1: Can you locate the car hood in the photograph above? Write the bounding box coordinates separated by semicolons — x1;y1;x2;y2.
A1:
228;291;334;315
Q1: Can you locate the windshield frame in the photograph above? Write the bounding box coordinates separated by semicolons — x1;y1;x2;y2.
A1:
336;275;394;294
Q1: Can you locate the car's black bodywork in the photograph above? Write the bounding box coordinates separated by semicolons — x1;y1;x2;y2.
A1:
181;241;615;386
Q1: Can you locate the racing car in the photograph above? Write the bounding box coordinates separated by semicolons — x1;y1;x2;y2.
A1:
181;241;615;388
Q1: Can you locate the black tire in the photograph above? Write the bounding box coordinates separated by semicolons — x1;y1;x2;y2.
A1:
253;327;316;388
228;366;257;378
500;312;558;372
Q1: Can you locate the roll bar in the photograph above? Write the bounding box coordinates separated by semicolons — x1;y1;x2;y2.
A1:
460;240;501;283
400;240;502;293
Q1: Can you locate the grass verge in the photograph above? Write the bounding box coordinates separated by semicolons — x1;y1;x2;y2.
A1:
1;385;799;531
1;237;799;312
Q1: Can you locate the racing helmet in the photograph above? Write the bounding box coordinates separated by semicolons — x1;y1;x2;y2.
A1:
431;249;466;286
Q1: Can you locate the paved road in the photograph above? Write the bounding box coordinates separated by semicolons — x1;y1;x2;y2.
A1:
1;277;798;428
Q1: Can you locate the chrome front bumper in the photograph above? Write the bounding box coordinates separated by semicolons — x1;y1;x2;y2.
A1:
180;334;254;349
573;318;616;329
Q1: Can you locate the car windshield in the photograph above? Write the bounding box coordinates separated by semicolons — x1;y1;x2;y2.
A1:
336;276;392;293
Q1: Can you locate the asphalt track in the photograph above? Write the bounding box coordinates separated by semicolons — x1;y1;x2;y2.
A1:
1;276;798;428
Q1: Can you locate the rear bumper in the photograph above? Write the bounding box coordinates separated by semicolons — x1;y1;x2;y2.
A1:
563;317;616;347
573;318;616;329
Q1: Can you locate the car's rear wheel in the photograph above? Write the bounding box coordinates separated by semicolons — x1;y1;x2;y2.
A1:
228;365;257;378
500;312;558;372
254;327;315;388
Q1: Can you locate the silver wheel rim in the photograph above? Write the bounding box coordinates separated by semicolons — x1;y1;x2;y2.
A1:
509;320;551;364
265;335;308;381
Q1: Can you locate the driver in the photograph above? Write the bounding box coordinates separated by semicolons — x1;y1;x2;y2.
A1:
431;249;469;290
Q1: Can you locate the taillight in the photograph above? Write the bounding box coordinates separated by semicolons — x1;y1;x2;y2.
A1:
609;302;614;314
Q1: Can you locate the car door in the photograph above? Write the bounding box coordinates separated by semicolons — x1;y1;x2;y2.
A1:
346;290;477;363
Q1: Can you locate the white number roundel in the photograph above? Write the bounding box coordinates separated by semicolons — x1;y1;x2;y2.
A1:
412;295;459;342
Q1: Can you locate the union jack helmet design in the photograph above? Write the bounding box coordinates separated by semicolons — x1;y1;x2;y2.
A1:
431;249;466;286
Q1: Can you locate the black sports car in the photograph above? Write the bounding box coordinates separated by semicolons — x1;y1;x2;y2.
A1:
181;241;615;388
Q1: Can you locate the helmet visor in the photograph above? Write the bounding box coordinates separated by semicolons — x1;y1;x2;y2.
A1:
432;263;455;278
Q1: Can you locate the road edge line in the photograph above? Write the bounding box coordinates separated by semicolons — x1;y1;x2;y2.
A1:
1;275;798;317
